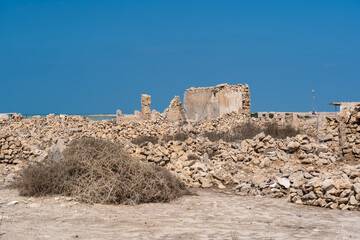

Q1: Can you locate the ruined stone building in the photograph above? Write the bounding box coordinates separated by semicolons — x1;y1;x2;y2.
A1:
329;102;360;114
183;83;250;121
163;96;186;122
141;94;151;120
116;83;250;122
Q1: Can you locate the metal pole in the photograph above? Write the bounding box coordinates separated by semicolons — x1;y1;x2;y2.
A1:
312;89;315;115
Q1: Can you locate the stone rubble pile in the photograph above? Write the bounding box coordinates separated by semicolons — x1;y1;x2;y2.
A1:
0;107;360;211
195;111;317;137
0;134;24;164
288;165;360;211
0;114;190;162
127;132;337;191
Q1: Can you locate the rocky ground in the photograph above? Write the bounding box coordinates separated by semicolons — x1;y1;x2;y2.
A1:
0;107;360;215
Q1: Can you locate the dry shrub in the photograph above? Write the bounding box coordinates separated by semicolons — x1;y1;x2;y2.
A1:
229;121;260;140
16;138;190;204
204;122;299;142
163;132;190;142
208;151;219;159
202;122;257;142
203;131;228;142
187;153;200;160
262;122;299;139
173;132;190;141
131;135;158;145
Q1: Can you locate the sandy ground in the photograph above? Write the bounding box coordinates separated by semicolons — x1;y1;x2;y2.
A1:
1;185;360;240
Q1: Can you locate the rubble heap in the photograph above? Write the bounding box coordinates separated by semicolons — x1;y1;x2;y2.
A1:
0;106;360;211
0;134;35;164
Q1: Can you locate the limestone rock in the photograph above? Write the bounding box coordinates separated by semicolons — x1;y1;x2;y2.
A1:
276;177;290;189
318;134;333;142
349;195;358;205
49;138;66;163
287;141;300;152
322;179;335;192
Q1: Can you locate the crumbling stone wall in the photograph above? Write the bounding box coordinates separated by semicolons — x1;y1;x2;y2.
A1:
163;96;186;122
338;107;360;159
183;83;250;121
116;110;122;123
141;94;151;120
0;134;34;164
320;105;360;160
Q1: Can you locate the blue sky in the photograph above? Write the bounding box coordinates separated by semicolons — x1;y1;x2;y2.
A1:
1;0;359;114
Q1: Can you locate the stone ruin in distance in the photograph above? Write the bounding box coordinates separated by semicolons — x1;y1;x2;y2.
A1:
117;83;251;122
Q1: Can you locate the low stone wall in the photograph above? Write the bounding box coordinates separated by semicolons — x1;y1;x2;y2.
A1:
339;108;360;159
0;134;38;164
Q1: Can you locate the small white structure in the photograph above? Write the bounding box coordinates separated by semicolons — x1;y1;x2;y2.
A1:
329;102;360;113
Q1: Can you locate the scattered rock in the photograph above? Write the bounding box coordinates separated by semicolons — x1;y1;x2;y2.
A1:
322;179;335;192
7;200;19;206
276;177;290;189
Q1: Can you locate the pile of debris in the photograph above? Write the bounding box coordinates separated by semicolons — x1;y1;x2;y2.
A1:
289;166;360;211
0;134;37;164
128;132;337;190
1;106;360;211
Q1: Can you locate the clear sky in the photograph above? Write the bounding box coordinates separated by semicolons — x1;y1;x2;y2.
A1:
1;0;359;114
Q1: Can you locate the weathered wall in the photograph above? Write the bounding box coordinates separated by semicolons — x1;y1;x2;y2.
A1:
116;110;122;123
339;102;360;113
163;96;186;122
183;84;250;121
141;94;151;120
338;107;360;159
